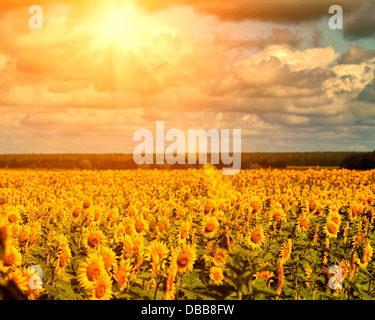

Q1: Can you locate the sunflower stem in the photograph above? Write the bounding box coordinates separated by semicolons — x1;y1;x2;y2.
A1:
237;289;242;300
153;280;161;300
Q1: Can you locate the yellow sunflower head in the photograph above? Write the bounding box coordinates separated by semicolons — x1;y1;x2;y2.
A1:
115;259;133;291
327;210;342;227
171;244;197;274
0;244;22;273
89;273;113;300
212;248;228;267
209;266;224;285
4;206;21;224
296;215;309;233
279;239;292;266
270;203;286;222
82;227;106;251
53;238;72;277
245;225;265;250
78;252;106;290
98;246;117;272
324;221;339;238
200;216;219;239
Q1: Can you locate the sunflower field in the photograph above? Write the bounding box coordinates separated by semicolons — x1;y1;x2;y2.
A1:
1;166;375;300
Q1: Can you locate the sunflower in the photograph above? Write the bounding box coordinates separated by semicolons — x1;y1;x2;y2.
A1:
163;265;177;300
113;222;126;244
146;240;169;271
130;216;149;236
212;248;228;267
253;262;274;285
115;259;133;291
98;246;117;272
245;225;265;250
82;227;106;251
89;273;113;300
279;239;292;266
304;264;312;287
171;244;197;274
122;234;134;258
358;240;373;269
349;200;364;219
7;268;29;292
0;244;22;273
0;215;10;261
14;224;30;248
209;266;224;285
276;264;284;295
269;203;286;222
28;221;41;247
249;196;263;215
324;221;339;238
296;215;309;233
307;198;318;215
78;252;106;290
53;236;72;277
200;216;219;239
131;234;145;258
177;220;191;243
4;206;21;224
327;210;342;228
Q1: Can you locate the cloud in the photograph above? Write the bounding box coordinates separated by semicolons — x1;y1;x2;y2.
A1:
343;0;375;39
338;45;375;64
138;0;359;23
0;0;374;153
357;75;375;103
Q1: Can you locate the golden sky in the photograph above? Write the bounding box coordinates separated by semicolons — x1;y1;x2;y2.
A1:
1;0;375;153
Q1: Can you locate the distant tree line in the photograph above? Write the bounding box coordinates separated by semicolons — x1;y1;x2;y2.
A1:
0;152;370;170
340;151;375;170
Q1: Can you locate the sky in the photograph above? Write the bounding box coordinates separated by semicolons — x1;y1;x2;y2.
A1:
1;0;375;153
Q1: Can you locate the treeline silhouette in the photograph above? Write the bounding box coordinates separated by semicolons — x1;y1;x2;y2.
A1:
0;152;371;170
340;151;375;170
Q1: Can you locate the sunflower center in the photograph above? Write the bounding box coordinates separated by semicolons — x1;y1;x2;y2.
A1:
331;216;339;224
205;222;215;233
367;196;373;205
135;221;145;233
327;222;337;234
96;283;106;298
4;253;15;266
273;211;282;219
59;249;69;267
300;218;309;230
18;230;28;246
73;208;80;218
180;228;188;239
8;214;18;223
87;264;101;281
158;222;166;232
352;206;358;216
213;272;221;281
309;201;316;212
251;230;262;243
88;234;100;248
177;253;190;268
251;202;260;213
117;270;126;287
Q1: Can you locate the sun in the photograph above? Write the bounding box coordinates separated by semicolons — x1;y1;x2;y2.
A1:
97;3;143;46
95;2;173;49
92;1;179;50
97;3;140;46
